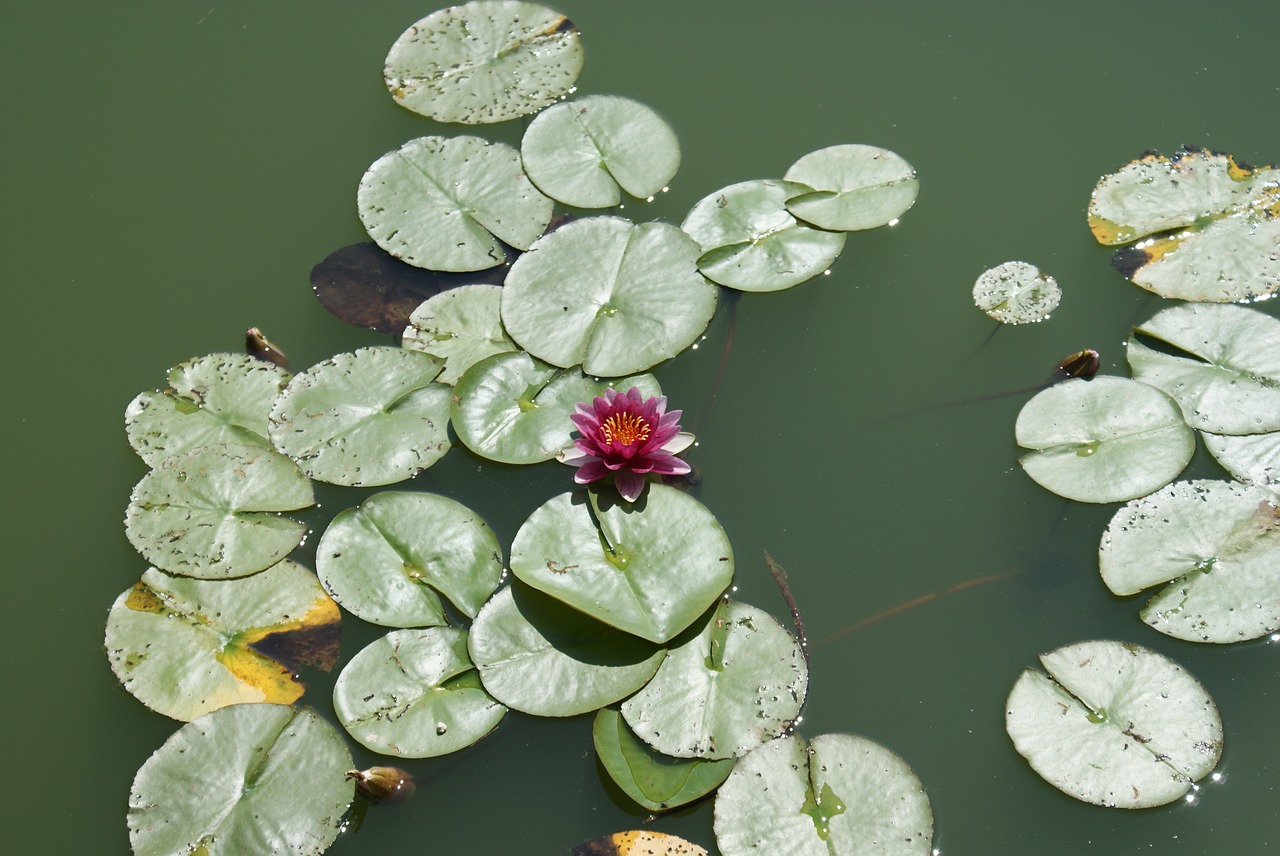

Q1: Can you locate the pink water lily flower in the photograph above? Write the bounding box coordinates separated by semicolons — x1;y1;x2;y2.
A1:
556;387;695;502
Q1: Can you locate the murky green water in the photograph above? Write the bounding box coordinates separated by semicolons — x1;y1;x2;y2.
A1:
6;1;1278;853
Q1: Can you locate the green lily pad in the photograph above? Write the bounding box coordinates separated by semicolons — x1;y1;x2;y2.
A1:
451;351;661;464
357;135;553;272
1203;430;1280;493
401;284;518;385
384;1;583;125
333;627;506;758
1015;377;1194;503
501;217;718;377
128;703;353;856
972;261;1061;324
1005;640;1223;808
520;95;680;207
105;560;340;721
509;486;734;644
316;491;503;626
1099;480;1280;643
621;599;807;760
681;179;845;292
469;584;666;717
125;444;314;579
592;707;734;812
713;733;933;856
1128;303;1280;435
268;347;452;487
125;353;290;468
782;144;919;231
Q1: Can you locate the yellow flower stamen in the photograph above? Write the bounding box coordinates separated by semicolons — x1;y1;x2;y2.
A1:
601;412;650;446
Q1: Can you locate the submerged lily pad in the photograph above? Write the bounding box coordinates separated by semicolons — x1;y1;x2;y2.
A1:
1005;640;1222;808
125;444;314;579
783;144;919;231
1015;377;1194;503
592;707;734;812
1203;430;1280;493
384;1;583;125
402;285;518;385
268;347;452;487
713;733;933;856
1099;480;1280;643
972;261;1061;324
501;217;718;377
105;560;340;721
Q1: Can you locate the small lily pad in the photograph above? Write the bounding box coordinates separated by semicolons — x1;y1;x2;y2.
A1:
1005;640;1223;808
402;285;518;385
1203;430;1280;493
972;261;1061;324
333;627;506;758
592;707;734;812
384;1;583;125
572;830;709;856
783;144;919;231
1015;376;1194;503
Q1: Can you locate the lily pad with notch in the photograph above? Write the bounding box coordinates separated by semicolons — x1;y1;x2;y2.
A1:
972;261;1061;324
782;144;919;231
401;284;519;385
592;707;734;812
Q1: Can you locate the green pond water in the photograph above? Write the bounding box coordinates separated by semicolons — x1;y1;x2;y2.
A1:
5;1;1278;853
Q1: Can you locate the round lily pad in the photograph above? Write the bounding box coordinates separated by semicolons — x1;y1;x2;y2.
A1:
128;704;353;856
1202;430;1280;493
681;179;845;292
384;1;583;125
621;599;807;760
509;486;734;644
1005;640;1223;808
713;733;933;856
333;627;506;758
268;347;452;487
316;491;503;626
501;217;719;377
1015;377;1194;503
125;443;314;579
401;284;518;385
357;135;553;272
521;95;681;208
972;261;1061;324
592;707;734;812
782;144;919;231
1099;480;1280;643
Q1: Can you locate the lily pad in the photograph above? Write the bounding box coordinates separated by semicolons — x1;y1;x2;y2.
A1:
1099;480;1280;643
126;353;290;467
105;560;340;721
358;135;553;272
1015;376;1194;503
501;217;718;377
509;486;734;644
621;599;807;760
521;95;680;208
451;350;660;464
1128;303;1280;435
128;703;353;856
384;1;583;125
972;261;1061;324
1203;430;1280;493
782;144;919;231
468;584;666;717
572;830;709;856
333;627;506;758
592;707;734;812
681;180;845;292
316;491;503;626
125;444;314;579
1005;640;1223;808
713;733;933;856
268;347;452;487
402;285;518;385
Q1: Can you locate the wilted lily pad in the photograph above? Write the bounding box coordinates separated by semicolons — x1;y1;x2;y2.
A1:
1015;376;1194;503
1099;480;1280;643
333;627;506;758
1128;303;1280;435
1005;640;1223;807
1203;430;1280;493
972;261;1061;324
384;1;583;125
125;444;314;579
268;347;452;487
572;830;709;856
358;135;553;272
509;486;734;644
592;707;733;812
783;144;919;231
128;703;353;856
402;285;518;385
316;491;503;626
713;733;933;856
105;560;339;721
682;180;845;292
501;217;718;377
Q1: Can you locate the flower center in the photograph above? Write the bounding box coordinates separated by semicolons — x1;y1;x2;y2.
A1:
601;412;650;447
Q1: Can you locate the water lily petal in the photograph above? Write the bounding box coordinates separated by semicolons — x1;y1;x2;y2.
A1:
662;432;696;455
615;470;646;502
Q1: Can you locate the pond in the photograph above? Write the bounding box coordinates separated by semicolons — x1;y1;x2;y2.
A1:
5;1;1278;854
